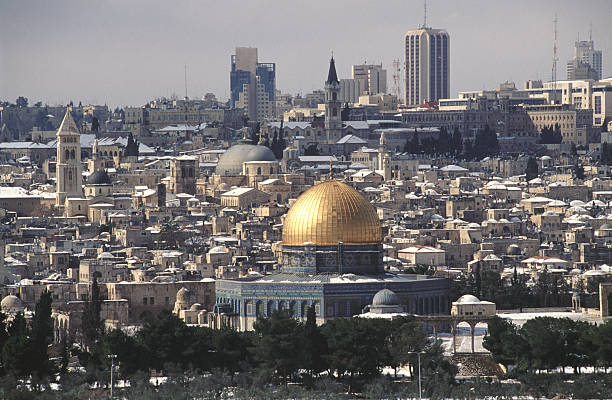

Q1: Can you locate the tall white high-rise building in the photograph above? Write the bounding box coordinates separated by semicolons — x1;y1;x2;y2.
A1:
352;64;387;95
567;39;602;80
404;28;450;106
230;47;276;121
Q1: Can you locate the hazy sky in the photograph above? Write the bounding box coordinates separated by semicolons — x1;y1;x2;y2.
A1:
1;0;610;108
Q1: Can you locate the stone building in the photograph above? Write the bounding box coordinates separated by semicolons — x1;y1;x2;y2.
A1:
169;155;197;195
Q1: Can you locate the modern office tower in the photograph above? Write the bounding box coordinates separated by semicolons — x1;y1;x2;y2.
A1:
404;28;450;106
567;39;603;80
230;47;276;121
339;78;365;103
352;64;387;95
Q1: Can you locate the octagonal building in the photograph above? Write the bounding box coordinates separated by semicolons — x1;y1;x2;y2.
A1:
214;178;450;330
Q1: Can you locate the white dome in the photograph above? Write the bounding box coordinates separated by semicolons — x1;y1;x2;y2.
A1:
456;294;480;303
1;295;25;313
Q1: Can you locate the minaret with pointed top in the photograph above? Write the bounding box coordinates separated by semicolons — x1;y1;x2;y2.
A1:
325;56;342;144
378;131;392;181
56;109;83;208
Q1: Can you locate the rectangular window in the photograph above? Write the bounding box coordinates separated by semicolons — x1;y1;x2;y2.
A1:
150;297;154;305
143;297;147;305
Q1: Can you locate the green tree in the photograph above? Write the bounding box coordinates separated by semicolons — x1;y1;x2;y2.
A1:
29;290;55;382
387;317;427;377
574;164;585;180
520;317;565;371
251;310;302;384
472;125;499;159
212;326;253;377
81;276;104;349
539;124;562;144
137;310;195;372
451;128;463;155
596;319;612;368
483;316;520;368
91;117;100;134
15;96;28;107
525;157;539;181
302;305;328;376
420;340;458;396
321;318;388;389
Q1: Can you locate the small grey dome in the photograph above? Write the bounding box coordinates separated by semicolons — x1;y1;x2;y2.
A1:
372;289;400;307
88;170;111;185
215;144;276;176
176;287;192;303
506;244;522;255
1;295;25;313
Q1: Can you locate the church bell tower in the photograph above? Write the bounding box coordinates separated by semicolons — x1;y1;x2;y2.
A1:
56;110;83;208
325;56;342;143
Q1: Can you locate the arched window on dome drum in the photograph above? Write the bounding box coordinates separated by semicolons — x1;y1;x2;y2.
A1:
300;301;309;318
289;301;297;317
256;301;263;317
278;300;285;311
267;300;275;316
257;167;261;175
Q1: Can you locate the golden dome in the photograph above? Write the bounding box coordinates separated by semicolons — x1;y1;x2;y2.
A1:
282;180;382;246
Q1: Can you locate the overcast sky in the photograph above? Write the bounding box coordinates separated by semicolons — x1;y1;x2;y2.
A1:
1;0;610;108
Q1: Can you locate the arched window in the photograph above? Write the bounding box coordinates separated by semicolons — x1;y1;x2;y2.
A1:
257;167;261;175
301;301;309;318
65;149;70;160
188;168;193;177
267;300;275;315
181;167;186;178
68;170;73;181
270;167;273;174
70;149;75;159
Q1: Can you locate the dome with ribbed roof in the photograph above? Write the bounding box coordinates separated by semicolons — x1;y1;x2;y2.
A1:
1;295;25;313
282;180;382;246
87;170;111;185
372;289;400;307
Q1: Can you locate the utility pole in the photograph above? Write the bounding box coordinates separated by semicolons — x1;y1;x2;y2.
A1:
184;64;188;99
408;351;426;399
108;354;117;399
552;13;558;103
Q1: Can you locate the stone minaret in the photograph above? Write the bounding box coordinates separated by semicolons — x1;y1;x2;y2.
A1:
56;110;83;208
378;131;391;181
324;56;342;144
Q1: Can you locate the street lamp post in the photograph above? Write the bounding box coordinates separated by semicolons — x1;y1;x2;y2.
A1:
407;351;426;400
108;354;117;399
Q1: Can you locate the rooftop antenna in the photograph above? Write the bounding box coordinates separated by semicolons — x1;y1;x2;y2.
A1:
422;0;427;28
552;13;558;103
589;21;592;42
184;64;188;99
